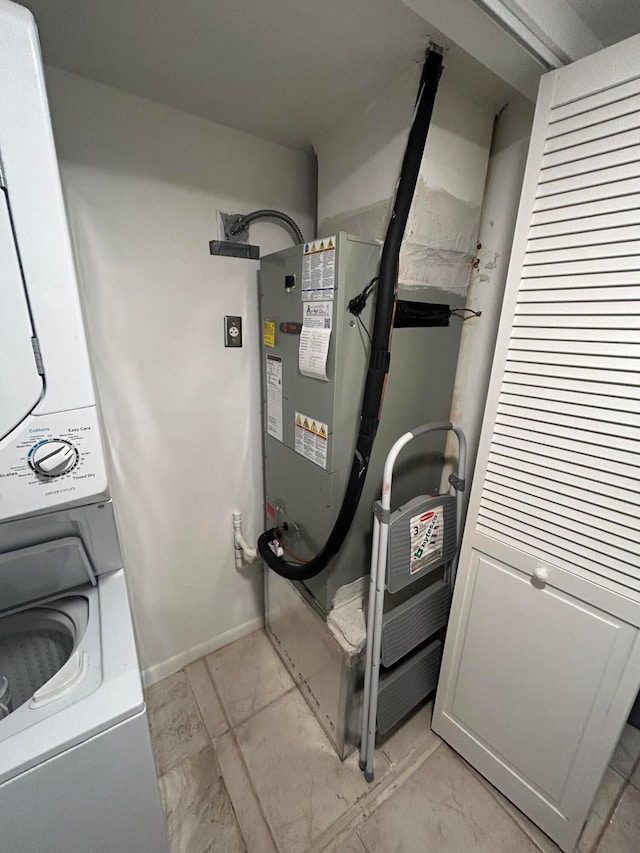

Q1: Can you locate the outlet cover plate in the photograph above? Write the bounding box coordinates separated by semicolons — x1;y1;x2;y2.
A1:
224;316;243;347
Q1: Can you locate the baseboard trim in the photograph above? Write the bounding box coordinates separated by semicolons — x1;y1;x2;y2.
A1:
141;615;265;687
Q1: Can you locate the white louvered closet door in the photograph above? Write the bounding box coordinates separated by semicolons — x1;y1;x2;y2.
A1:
432;35;640;853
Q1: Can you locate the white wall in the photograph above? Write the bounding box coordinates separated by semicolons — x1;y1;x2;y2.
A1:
45;67;315;684
443;97;535;508
314;59;534;510
315;65;495;297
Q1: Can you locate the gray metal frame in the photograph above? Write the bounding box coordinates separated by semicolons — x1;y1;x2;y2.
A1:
359;421;467;781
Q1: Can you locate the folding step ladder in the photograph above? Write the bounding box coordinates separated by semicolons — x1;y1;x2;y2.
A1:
359;421;466;781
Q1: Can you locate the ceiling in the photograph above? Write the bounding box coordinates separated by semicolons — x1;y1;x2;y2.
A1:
565;0;640;47
18;0;522;150
17;0;640;151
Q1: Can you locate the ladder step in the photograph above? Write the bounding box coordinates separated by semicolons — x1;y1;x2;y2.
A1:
381;579;450;667
387;495;457;593
377;639;442;734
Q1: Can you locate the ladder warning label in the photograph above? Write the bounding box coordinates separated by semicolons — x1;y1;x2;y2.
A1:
409;506;444;574
302;235;336;301
295;410;328;469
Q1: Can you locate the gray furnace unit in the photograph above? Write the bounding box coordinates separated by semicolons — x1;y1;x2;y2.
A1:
260;232;462;755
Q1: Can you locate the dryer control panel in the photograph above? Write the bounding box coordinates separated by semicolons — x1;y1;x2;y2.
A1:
0;406;108;522
28;439;79;477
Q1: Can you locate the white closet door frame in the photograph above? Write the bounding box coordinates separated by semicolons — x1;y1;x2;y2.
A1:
434;33;640;853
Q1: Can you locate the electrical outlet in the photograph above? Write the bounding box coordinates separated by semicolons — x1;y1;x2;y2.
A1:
224;315;242;347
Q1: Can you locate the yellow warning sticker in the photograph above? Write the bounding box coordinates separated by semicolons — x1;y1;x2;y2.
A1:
294;411;329;469
263;320;275;348
303;235;336;256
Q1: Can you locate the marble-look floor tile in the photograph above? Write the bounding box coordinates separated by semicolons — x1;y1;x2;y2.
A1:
358;744;538;853
235;688;387;853
465;761;561;853
597;783;640;853
146;670;210;776
185;658;228;740
629;757;640;790
377;698;440;768
215;730;277;853
576;768;624;853
591;767;626;820
610;724;640;779
159;746;246;853
207;630;295;726
323;830;369;852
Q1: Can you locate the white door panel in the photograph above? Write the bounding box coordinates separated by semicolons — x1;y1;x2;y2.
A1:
435;547;640;851
449;552;636;802
0;190;42;439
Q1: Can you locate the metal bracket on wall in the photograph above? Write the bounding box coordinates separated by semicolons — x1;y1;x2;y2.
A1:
220;212;249;243
209;240;259;260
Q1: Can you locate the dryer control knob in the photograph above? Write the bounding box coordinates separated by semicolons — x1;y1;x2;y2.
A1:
29;439;78;476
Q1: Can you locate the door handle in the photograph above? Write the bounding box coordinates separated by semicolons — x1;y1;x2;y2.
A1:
532;566;550;588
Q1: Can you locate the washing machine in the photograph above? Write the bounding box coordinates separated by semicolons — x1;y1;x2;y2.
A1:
0;2;168;850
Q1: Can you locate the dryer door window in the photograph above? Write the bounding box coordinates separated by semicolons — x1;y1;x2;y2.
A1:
0;187;43;440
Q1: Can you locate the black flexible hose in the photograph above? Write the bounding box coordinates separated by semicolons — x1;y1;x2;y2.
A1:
258;48;444;580
230;209;305;244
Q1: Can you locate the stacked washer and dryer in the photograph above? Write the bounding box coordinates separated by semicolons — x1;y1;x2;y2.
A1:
0;2;168;850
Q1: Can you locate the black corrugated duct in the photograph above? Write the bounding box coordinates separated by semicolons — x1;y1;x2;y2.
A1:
258;47;444;580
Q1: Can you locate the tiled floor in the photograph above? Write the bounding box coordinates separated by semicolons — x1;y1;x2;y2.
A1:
146;629;640;853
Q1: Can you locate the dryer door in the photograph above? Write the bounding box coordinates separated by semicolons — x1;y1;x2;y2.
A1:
0;186;43;440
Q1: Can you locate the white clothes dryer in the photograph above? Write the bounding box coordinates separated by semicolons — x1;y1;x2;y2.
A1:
0;4;168;850
0;0;107;522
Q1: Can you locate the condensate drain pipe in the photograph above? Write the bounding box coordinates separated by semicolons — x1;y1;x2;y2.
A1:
233;511;259;569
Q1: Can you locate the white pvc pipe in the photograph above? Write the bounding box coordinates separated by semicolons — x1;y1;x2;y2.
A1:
232;511;258;566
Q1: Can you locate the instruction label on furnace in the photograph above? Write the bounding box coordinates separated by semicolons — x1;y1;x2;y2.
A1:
299;300;332;381
294;411;328;469
266;354;283;442
302;236;336;301
410;506;444;574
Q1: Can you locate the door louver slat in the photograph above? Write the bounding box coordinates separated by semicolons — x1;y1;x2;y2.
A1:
544;111;640;154
481;494;640;564
540;144;640;185
549;75;640;123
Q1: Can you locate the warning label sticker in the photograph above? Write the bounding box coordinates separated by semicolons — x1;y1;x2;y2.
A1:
409;506;444;574
299;300;332;382
302;236;336;301
263;320;276;348
266;355;283;442
294;410;328;469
